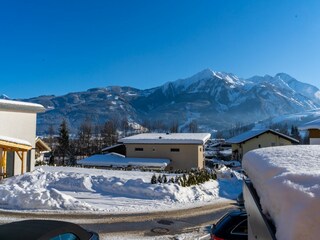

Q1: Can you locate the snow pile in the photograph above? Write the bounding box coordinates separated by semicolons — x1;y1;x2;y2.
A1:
0;166;242;212
243;145;320;240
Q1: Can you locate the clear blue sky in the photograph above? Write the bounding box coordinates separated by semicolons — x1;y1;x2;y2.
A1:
1;0;320;99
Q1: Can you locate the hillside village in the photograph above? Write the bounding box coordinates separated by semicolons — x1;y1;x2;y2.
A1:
0;97;319;238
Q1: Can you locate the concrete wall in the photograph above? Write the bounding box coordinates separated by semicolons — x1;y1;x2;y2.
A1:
0;111;37;175
125;143;204;170
232;132;294;159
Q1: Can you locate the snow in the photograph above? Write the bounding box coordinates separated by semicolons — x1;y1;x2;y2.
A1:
0;135;31;147
119;133;211;144
243;145;320;240
0;99;45;112
0;166;242;213
77;153;170;169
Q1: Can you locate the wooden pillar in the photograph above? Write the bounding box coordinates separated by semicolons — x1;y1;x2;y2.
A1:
1;150;7;174
16;151;25;174
21;151;24;174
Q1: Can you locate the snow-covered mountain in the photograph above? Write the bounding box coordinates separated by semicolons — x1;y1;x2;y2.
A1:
19;69;320;135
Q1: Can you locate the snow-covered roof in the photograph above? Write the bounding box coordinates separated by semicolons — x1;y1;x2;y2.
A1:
77;153;171;169
299;118;320;130
0;99;45;113
119;133;211;144
243;145;320;240
0;135;31;147
226;129;299;144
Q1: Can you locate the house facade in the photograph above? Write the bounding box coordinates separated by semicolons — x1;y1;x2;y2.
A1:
119;133;211;170
0;99;45;177
227;129;299;160
299;119;320;145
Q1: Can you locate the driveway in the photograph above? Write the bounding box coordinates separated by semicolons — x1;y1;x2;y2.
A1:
0;200;236;239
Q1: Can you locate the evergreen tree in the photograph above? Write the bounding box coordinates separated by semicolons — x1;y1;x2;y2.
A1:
151;174;157;184
157;175;163;183
57;119;70;165
163;175;168;183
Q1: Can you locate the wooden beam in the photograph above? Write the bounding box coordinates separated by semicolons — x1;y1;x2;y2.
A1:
0;140;31;151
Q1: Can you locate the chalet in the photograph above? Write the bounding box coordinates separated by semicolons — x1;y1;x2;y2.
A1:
227;129;299;160
35;137;51;163
119;133;211;170
299;119;320;145
0;99;45;177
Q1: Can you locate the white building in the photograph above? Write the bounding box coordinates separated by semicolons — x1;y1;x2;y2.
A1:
299;119;320;145
0;99;45;177
119;133;211;170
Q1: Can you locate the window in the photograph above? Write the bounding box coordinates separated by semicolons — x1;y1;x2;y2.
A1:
50;233;79;240
171;148;180;152
135;148;143;151
231;219;248;235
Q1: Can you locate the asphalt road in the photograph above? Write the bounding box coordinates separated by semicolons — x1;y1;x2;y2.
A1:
0;200;237;239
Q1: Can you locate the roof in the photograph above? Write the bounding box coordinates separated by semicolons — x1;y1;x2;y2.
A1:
0;99;45;113
77;153;170;169
119;133;211;144
0;135;32;151
226;129;299;144
36;137;51;152
299;118;320;130
0;220;92;240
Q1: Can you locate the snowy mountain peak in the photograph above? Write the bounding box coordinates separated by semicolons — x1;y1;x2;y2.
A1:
0;94;10;100
164;68;244;92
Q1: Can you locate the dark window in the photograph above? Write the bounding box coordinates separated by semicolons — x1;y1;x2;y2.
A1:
50;232;80;240
135;148;143;151
171;148;180;152
231;219;248;235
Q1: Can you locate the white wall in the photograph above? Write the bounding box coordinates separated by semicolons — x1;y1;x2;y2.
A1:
0;111;37;175
310;138;320;145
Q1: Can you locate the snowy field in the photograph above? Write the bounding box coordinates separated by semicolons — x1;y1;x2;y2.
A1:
243;145;320;240
0;166;242;213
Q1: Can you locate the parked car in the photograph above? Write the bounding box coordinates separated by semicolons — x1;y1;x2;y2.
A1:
211;209;248;240
0;219;99;240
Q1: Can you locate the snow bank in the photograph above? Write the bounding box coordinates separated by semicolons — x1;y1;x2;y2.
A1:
0;166;242;213
243;145;320;240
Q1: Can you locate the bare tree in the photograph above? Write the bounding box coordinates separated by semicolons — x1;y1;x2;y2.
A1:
170;120;179;133
77;119;93;157
101;120;118;147
188;120;198;133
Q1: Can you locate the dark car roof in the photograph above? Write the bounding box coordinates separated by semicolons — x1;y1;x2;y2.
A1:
0;219;92;240
212;210;247;240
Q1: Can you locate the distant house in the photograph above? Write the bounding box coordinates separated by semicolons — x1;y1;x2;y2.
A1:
0;99;45;177
119;133;211;170
35;137;51;163
227;129;299;160
299;119;320;145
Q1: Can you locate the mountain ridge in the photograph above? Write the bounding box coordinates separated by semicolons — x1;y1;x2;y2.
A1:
6;69;320;135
